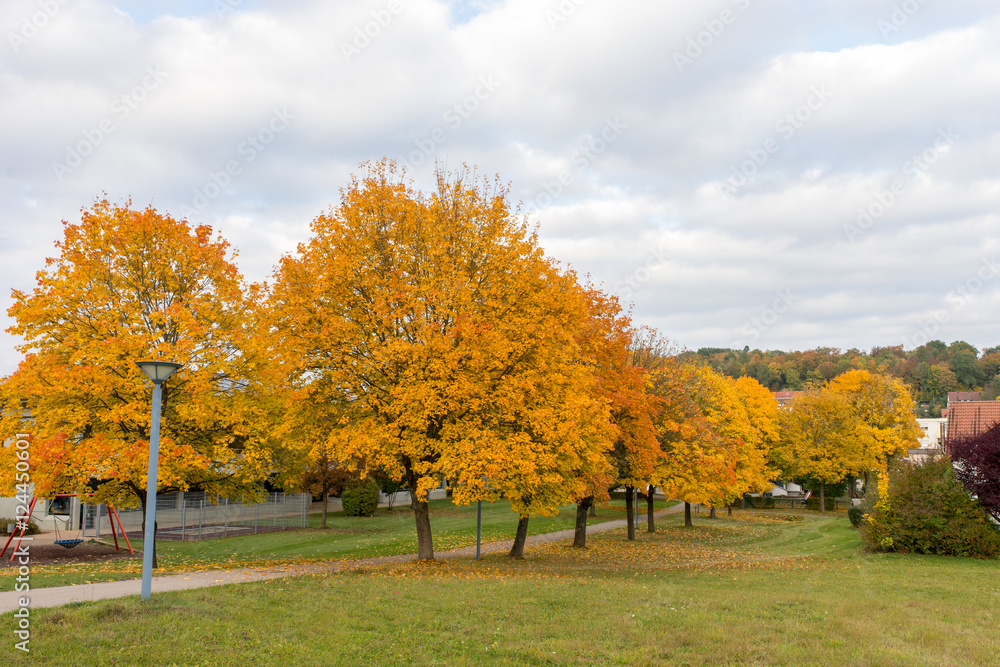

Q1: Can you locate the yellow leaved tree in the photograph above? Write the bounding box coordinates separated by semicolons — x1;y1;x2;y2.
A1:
729;375;781;506
826;369;921;474
0;200;282;564
651;363;733;527
265;160;613;560
772;389;864;512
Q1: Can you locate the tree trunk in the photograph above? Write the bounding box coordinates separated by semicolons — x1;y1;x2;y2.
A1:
646;485;656;533
589;502;596;517
727;503;733;517
509;515;529;559
573;497;593;548
710;506;717;519
740;495;745;509
411;494;434;560
684;501;693;527
624;485;636;541
321;493;329;529
819;480;826;514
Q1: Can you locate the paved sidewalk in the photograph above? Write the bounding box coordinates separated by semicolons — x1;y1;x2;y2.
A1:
0;504;684;614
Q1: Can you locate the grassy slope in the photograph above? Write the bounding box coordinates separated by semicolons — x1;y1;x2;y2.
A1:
4;511;999;666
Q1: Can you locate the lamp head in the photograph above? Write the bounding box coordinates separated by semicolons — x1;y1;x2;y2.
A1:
135;360;183;384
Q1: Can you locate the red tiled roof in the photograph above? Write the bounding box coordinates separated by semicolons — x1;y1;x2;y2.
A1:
945;401;1000;446
947;391;981;404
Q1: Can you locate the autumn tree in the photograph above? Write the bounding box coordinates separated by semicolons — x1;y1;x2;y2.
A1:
298;449;352;528
266;160;613;561
826;370;921;474
567;293;663;544
727;376;781;511
651;363;732;527
660;368;776;522
0;200;280;566
627;326;676;534
772;390;862;512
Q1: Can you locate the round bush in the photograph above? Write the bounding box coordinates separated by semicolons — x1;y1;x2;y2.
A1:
341;477;379;517
1;517;41;536
861;456;1000;558
847;506;865;527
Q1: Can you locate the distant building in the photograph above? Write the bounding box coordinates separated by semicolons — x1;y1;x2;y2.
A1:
907;418;947;462
772;391;804;408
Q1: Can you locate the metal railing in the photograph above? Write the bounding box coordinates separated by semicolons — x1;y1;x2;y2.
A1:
82;492;311;542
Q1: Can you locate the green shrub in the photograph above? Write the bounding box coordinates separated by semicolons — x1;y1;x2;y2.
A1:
860;456;1000;558
847;506;865;527
798;478;849;499
805;497;837;511
745;497;774;509
341;477;379;517
0;517;41;536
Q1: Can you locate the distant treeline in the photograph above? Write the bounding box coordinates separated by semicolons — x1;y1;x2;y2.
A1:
677;340;1000;417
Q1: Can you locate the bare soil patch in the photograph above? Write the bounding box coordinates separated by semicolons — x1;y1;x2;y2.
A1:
0;539;139;568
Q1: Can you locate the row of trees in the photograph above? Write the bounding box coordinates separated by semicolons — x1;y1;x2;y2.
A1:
0;160;922;563
685;341;1000;415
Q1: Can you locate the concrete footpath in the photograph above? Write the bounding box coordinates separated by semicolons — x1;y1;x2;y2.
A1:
0;504;685;614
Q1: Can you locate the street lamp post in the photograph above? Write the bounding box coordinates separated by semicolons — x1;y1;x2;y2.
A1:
476;499;482;561
135;360;183;601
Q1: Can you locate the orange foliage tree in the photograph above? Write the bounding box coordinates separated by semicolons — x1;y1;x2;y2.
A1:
0;200;281;564
652;365;776;526
568;295;663;546
265;161;613;560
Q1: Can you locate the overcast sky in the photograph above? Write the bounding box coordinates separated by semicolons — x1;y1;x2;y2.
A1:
2;0;999;375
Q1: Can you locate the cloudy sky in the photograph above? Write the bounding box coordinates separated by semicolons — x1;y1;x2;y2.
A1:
2;0;999;374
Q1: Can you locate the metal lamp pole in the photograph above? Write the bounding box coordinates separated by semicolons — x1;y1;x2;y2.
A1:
476;499;482;561
136;360;182;601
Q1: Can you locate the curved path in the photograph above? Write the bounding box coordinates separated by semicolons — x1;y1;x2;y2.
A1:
0;504;684;614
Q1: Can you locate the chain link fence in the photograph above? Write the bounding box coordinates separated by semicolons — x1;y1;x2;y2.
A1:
81;491;311;542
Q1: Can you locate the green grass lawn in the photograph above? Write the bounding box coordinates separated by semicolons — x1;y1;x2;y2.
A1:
0;498;670;589
4;510;998;665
